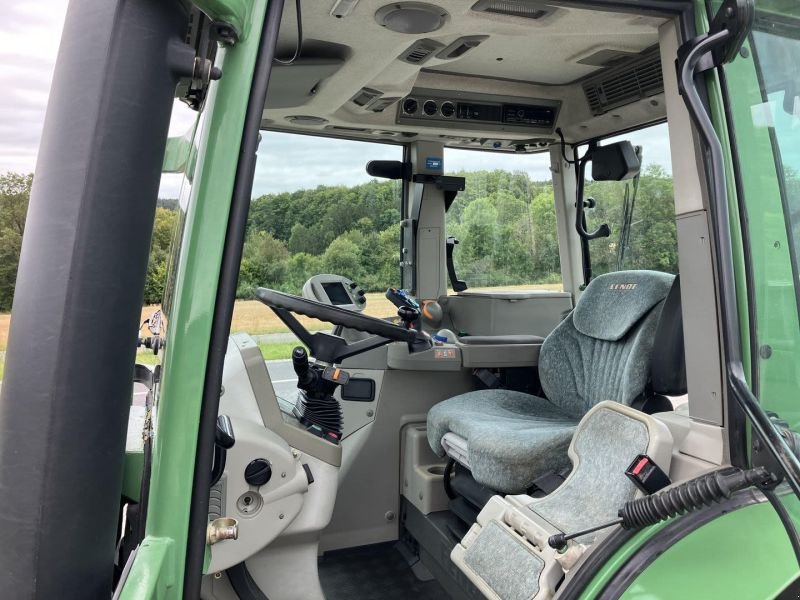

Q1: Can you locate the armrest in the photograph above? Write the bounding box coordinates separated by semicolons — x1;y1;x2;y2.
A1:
459;334;545;346
459;341;542;368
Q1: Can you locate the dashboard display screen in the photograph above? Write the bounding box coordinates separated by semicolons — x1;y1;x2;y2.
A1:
322;282;351;306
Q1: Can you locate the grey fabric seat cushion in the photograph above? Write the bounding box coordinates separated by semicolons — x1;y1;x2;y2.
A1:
529;405;650;542
427;389;578;493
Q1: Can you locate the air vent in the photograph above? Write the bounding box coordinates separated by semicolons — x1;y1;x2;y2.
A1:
436;36;489;61
369;97;401;112
330;0;360;18
471;0;555;21
575;48;639;68
351;87;383;107
286;115;329;125
325;125;369;133
582;47;663;116
399;39;444;64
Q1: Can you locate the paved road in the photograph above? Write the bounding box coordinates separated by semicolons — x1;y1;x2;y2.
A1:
266;359;298;403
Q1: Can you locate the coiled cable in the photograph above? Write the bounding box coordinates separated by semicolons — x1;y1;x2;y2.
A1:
549;467;780;552
619;466;774;529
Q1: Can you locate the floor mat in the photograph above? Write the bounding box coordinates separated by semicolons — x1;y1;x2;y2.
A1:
318;542;449;600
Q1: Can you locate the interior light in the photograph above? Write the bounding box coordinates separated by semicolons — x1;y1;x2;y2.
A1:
375;2;450;34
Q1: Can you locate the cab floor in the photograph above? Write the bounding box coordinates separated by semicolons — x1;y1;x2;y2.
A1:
318;542;448;600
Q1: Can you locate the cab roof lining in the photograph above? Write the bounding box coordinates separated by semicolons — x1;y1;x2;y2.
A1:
262;0;678;148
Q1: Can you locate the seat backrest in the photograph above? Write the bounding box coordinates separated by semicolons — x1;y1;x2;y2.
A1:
538;270;674;421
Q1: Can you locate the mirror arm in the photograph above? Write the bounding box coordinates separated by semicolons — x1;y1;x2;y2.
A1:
575;150;611;241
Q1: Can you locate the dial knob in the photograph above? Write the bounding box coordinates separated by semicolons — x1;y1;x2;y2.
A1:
244;458;272;487
440;101;455;118
423;100;438;116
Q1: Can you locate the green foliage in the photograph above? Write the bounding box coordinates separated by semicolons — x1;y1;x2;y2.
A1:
446;171;562;288
0;167;687;310
237;231;291;297
142;207;178;304
0;173;32;311
584;165;678;276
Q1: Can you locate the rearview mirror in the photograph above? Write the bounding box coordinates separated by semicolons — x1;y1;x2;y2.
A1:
366;160;409;180
591;141;640;181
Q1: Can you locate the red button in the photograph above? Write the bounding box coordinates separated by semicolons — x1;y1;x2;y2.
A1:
632;457;650;476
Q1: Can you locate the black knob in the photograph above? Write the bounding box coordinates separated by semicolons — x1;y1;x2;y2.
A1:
402;97;418;114
398;305;420;326
244;458;272;487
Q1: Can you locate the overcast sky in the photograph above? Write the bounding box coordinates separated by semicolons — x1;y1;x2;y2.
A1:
2;0;674;199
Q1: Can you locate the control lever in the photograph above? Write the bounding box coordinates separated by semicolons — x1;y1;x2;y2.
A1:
292;346;318;389
290;346;347;443
210;415;235;487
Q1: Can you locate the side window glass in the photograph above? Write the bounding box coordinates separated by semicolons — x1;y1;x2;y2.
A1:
443;149;561;291
583;122;677;276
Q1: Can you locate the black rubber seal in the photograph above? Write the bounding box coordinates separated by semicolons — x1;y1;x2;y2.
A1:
183;1;285;597
227;562;271;600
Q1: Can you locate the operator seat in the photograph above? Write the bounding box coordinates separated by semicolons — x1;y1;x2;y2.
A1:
427;270;679;494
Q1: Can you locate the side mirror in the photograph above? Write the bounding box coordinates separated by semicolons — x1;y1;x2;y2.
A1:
366;160;409;180
591;141;640;181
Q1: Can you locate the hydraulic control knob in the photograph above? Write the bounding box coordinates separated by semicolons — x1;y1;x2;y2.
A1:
292;346;316;388
244;458;272;487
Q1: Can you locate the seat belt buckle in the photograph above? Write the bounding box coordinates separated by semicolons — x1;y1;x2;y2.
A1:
625;454;670;494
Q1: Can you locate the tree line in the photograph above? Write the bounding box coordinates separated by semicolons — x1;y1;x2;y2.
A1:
224;165;680;300
4;165;774;311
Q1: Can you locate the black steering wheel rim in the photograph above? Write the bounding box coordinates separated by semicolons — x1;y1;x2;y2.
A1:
255;288;415;342
254;288;423;364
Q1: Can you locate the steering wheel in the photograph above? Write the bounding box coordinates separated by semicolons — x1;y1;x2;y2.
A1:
255;288;430;363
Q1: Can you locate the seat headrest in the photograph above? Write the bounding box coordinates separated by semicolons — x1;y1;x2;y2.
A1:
650;275;687;396
573;270;675;341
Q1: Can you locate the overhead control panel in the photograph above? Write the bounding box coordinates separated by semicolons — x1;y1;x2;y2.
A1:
398;88;560;134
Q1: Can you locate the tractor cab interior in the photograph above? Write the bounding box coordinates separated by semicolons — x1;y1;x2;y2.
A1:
166;2;731;599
